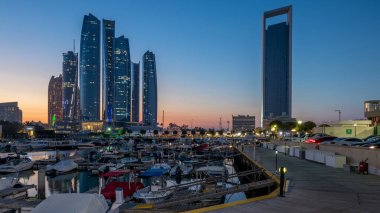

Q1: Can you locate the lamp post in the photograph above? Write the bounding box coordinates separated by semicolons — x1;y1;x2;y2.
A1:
354;123;357;137
275;150;278;171
297;120;303;142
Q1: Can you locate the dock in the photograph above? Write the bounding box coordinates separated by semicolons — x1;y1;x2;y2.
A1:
205;146;380;212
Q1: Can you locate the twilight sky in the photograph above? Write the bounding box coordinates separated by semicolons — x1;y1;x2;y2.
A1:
0;0;379;128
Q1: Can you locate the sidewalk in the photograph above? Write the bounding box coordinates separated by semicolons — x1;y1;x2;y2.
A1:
209;146;380;213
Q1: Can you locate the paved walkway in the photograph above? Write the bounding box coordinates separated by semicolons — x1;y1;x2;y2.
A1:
209;146;380;213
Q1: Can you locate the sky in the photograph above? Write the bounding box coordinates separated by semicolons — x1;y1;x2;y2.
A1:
0;0;379;129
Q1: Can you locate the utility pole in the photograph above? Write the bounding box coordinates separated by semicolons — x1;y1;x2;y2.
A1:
335;109;341;121
191;119;193;129
219;117;222;130
227;121;230;131
162;110;165;129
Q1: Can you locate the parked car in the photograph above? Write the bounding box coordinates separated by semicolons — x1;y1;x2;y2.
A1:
306;136;337;144
334;138;363;146
320;137;347;145
304;133;330;143
359;137;380;147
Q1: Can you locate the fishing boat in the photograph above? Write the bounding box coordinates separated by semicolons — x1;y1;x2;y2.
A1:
99;170;144;202
46;159;78;176
134;164;173;203
0;158;34;173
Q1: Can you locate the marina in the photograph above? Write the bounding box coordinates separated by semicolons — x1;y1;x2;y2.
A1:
0;137;279;212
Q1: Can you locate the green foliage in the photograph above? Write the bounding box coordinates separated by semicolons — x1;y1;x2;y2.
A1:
269;120;283;129
140;129;147;135
302;121;317;132
153;130;159;135
282;122;297;131
0;121;23;138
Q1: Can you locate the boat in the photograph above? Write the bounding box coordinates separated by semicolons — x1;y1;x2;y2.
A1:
133;185;173;203
31;140;50;150
0;176;19;190
93;155;124;174
46;159;78;176
48;140;78;150
31;193;109;213
77;142;95;149
99;170;144;202
196;165;227;177
170;163;193;176
121;157;138;164
11;141;32;151
0;158;34;173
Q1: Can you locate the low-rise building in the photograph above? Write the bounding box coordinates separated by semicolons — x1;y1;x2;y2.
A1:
232;115;255;131
0;102;22;123
364;100;380;126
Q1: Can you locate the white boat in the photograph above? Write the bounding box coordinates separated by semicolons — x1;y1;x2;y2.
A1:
133;185;173;203
0;176;19;190
166;179;202;192
48;140;78;150
46;159;78;175
151;163;171;170
196;165;227;177
11;141;32;151
31;140;50;150
77;142;95;149
121;157;138;164
0;158;34;173
170;163;193;176
31;193;109;213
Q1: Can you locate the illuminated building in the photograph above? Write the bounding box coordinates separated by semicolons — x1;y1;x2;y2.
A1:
102;19;115;123
0;102;22;123
114;36;131;124
80;13;101;121
131;62;140;123
142;51;157;127
62;51;79;127
48;75;63;126
232;115;256;131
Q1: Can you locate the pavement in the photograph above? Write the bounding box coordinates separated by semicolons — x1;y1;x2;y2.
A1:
208;146;380;213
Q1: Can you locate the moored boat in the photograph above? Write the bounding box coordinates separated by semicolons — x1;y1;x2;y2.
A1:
0;158;34;173
46;159;78;176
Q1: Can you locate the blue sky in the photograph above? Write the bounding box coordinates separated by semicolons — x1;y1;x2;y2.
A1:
0;0;379;128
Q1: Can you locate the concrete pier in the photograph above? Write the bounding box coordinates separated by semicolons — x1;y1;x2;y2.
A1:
208;146;380;212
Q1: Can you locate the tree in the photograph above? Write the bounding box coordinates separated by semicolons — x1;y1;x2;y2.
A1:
173;130;178;135
191;130;196;136
140;129;147;136
0;121;23;138
319;124;330;127
269;120;283;130
199;130;205;137
283;122;297;131
302;121;317;132
164;130;169;135
208;129;215;137
127;129;133;136
181;130;187;136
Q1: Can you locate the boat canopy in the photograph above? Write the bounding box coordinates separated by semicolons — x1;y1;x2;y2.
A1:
31;193;109;213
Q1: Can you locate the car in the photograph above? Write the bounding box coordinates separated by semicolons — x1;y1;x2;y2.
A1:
334;138;363;146
320;137;347;145
306;136;337;144
361;141;380;149
303;133;330;143
359;137;380;147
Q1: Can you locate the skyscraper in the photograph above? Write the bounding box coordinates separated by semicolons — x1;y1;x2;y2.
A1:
102;19;115;123
80;13;101;121
131;62;140;123
262;6;292;126
114;36;131;124
62;51;79;126
48;75;63;126
142;51;157;127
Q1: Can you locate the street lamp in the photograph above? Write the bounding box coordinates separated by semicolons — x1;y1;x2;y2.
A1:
275;150;278;171
354;123;357;137
297;120;303;142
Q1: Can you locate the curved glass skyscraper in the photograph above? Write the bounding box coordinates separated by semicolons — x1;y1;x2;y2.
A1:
80;13;101;121
131;62;140;123
114;36;131;123
142;51;157;127
62;51;79;125
102;19;115;123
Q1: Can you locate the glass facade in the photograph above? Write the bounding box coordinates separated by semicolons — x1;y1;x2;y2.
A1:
102;19;115;123
79;13;101;121
62;51;79;125
142;51;157;127
48;75;63;126
114;36;131;123
131;62;140;123
263;22;290;119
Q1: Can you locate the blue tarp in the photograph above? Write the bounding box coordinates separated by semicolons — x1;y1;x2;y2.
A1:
140;168;170;177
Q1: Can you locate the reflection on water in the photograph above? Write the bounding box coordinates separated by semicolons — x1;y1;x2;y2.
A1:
0;150;98;198
13;170;99;198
